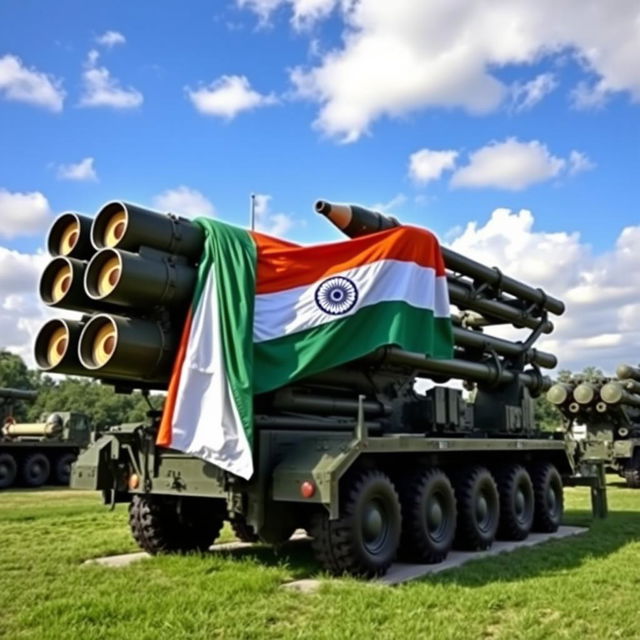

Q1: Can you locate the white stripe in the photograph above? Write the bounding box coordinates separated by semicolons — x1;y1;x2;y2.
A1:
170;269;253;480
254;259;449;344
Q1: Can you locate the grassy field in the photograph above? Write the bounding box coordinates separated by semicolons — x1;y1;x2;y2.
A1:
1;483;639;640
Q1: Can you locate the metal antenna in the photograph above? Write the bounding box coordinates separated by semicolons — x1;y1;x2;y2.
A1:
250;193;256;231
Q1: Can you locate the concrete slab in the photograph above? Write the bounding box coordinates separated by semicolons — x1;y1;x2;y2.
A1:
282;526;588;593
84;530;309;568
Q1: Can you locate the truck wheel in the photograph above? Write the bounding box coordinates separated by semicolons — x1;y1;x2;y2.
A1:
531;463;563;532
21;453;51;487
54;453;76;485
230;516;259;543
0;452;17;489
453;466;499;550
129;495;224;554
496;465;534;541
309;469;401;577
399;468;456;563
623;458;640;488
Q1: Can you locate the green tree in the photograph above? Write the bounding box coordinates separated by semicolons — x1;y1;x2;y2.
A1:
0;350;40;421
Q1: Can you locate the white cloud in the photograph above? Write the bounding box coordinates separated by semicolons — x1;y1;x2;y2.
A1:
152;186;216;219
370;193;407;213
409;149;458;184
0;189;53;238
187;75;277;119
79;50;143;109
568;150;595;176
451;138;566;190
57;157;97;182
571;80;609;110
0;248;55;365
253;194;294;236
0;54;65;112
511;73;558;111
279;0;640;141
237;0;338;29
448;210;640;374
96;30;126;48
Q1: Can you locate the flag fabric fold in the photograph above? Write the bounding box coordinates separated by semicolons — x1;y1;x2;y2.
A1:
158;220;453;480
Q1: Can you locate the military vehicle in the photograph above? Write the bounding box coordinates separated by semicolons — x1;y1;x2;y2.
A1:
0;387;92;488
548;365;640;487
34;199;604;577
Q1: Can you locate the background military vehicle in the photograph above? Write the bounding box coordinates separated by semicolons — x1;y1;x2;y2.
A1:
0;387;92;488
548;364;640;487
34;199;604;577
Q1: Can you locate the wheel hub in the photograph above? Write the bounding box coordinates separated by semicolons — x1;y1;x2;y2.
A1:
515;489;525;516
362;499;389;553
476;495;488;522
427;500;444;531
546;487;557;514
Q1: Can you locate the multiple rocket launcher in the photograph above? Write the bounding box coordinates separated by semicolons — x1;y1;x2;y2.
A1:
547;364;640;419
35;200;565;396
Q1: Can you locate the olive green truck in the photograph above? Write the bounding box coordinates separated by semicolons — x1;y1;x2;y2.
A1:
0;387;91;488
34;199;605;577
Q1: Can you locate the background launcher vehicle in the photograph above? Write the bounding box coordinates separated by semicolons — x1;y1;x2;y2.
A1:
0;387;91;489
34;199;605;577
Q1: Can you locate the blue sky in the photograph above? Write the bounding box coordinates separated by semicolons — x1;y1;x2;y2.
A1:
0;0;638;371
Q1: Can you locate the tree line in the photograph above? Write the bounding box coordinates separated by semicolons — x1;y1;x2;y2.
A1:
0;350;163;429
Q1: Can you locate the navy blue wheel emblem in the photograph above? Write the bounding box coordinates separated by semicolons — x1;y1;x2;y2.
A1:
315;276;359;315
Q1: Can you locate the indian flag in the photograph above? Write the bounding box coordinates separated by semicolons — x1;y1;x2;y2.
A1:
157;219;453;480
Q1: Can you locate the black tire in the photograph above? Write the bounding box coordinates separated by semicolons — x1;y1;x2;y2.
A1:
230;516;259;543
496;465;534;541
309;469;401;577
531;463;564;532
129;495;224;554
453;466;500;550
53;453;76;485
21;452;50;487
0;452;17;489
623;457;640;488
399;468;456;563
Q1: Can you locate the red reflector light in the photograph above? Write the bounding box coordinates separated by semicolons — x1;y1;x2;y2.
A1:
300;481;316;499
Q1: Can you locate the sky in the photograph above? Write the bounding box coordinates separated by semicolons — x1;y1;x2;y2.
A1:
0;0;639;374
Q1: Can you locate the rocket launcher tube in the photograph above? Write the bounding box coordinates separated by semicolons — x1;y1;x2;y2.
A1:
47;212;94;260
0;388;37;402
546;383;574;405
77;313;175;383
315;200;565;317
616;364;640;383
33;318;86;376
91;201;204;262
573;382;598;405
84;248;196;311
601;381;640;407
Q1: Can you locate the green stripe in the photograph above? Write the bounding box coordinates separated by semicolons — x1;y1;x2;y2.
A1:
253;301;453;395
194;218;256;445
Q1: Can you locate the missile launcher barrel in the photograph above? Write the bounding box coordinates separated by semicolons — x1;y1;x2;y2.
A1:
616;364;640;383
91;201;204;260
77;313;175;383
601;381;640;407
84;247;196;310
453;326;556;368
2;421;63;438
573;382;598;405
33;318;86;376
546;383;574;406
0;388;38;402
315;200;565;317
367;346;549;393
47;212;94;260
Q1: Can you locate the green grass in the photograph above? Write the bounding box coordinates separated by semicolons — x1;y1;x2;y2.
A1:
1;483;639;639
